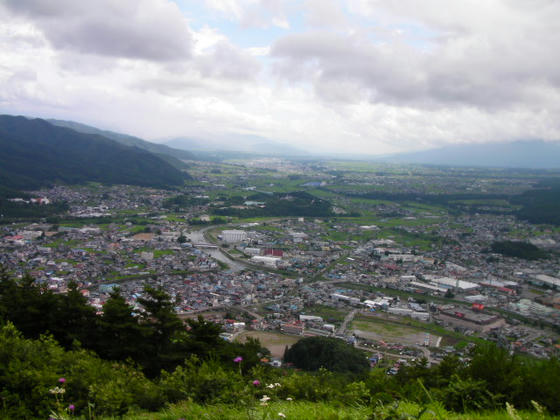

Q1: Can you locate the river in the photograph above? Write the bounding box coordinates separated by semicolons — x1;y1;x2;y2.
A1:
185;227;248;272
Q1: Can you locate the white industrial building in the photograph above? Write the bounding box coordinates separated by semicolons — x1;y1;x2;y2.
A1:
423;275;480;291
250;255;281;268
331;293;361;305
409;281;447;293
299;315;323;322
221;230;247;243
387;306;430;321
531;274;560;290
363;297;393;308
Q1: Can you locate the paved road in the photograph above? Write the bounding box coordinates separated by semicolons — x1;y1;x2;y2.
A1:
186;227;248;272
338;309;358;335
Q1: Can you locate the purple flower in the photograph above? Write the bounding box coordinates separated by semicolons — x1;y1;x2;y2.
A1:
253;380;261;386
233;356;243;363
58;377;66;384
68;404;75;411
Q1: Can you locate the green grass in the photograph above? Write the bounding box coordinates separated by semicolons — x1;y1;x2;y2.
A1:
123;401;373;420
117;399;560;420
351;319;417;336
301;305;346;325
45;238;81;248
154;249;175;258
354;313;487;347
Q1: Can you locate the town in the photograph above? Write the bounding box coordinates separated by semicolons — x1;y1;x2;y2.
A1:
2;159;559;374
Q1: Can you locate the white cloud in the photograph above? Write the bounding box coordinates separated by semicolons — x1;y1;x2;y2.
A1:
0;0;559;155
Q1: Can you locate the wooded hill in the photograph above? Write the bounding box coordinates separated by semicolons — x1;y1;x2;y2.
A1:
0;115;190;191
48;119;196;170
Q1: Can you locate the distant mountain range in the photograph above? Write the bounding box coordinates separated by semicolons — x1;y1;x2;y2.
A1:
384;140;560;169
165;133;308;156
48;119;196;169
0;115;189;191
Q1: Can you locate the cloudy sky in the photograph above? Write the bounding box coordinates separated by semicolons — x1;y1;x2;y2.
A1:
1;0;559;155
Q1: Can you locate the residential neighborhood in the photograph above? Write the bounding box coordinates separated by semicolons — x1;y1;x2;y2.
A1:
2;160;560;368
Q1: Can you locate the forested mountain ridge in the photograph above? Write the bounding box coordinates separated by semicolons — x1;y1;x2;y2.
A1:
0;115;189;190
48;118;196;168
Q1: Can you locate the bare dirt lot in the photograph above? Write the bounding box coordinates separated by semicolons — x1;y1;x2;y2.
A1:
236;331;301;358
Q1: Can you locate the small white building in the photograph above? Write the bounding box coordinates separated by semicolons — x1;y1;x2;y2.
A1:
251;255;281;267
299;315;323;322
244;247;261;256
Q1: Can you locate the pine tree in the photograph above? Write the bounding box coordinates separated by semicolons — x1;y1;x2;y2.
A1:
96;287;143;361
137;285;187;376
52;281;98;349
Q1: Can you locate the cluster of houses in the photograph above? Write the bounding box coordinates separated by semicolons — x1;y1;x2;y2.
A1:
2;180;559;361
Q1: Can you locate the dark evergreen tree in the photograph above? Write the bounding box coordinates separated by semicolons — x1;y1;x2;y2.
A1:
284;336;369;374
185;315;223;356
137;285;188;376
96;287;143;362
0;272;58;340
51;281;98;349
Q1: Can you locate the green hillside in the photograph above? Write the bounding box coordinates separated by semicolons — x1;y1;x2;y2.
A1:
0;115;189;190
48;119;196;166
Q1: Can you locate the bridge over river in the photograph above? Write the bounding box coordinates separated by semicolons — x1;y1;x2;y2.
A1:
186;228;247;272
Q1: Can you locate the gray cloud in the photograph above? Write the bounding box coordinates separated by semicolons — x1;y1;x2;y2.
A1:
2;0;193;61
304;0;349;28
1;0;559;154
271;1;560;110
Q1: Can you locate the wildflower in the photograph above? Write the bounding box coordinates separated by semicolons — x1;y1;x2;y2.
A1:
252;380;261;386
58;377;66;384
267;383;275;388
68;404;75;411
278;413;286;418
286;397;293;401
233;356;243;363
274;383;281;387
49;387;65;395
260;395;271;403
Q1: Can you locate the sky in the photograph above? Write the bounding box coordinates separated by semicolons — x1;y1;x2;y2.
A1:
1;0;559;155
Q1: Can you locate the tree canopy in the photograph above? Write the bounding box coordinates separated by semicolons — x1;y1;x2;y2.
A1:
284;336;369;374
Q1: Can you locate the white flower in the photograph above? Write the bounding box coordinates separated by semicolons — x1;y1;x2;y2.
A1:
267;384;275;388
286;397;293;401
274;383;281;387
260;395;271;403
278;413;286;418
